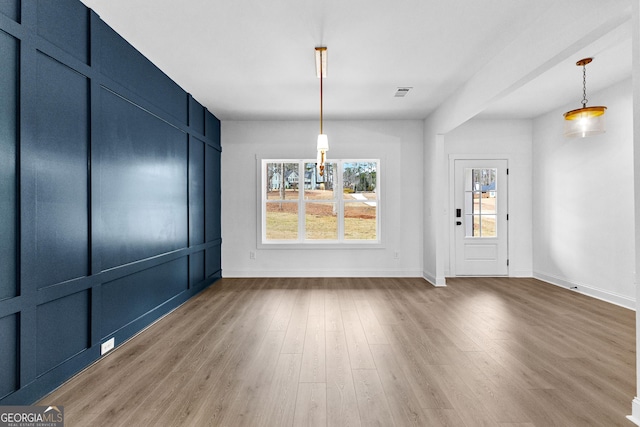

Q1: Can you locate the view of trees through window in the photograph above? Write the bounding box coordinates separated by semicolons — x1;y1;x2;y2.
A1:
464;168;498;238
263;160;379;243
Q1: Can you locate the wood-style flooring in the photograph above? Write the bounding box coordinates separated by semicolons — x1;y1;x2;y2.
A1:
39;277;636;426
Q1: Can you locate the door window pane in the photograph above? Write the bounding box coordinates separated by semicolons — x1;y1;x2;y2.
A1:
482;215;497;237
464;167;498;238
472;215;481;237
480;195;496;214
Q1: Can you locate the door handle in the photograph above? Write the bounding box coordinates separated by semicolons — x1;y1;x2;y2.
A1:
456;221;462;226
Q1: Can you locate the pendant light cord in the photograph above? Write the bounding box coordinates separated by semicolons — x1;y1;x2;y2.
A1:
582;63;588;108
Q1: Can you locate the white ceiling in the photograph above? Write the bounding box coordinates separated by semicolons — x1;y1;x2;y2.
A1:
478;20;632;119
79;0;633;122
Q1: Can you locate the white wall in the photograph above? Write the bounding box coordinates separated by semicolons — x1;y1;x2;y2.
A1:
422;125;445;286
221;120;424;277
444;119;534;277
631;1;640;422
533;78;635;309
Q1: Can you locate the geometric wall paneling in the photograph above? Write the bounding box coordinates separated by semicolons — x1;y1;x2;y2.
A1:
36;0;89;64
189;251;205;288
96;19;187;123
98;88;189;271
0;313;18;399
189;96;205;136
189;137;205;246
36;291;90;376
0;1;20;23
205;144;222;243
0;0;221;405
212;149;222;239
100;258;188;338
205;110;220;144
24;52;89;289
0;30;17;300
206;245;221;279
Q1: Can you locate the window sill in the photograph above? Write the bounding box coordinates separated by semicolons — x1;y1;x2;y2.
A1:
258;241;383;250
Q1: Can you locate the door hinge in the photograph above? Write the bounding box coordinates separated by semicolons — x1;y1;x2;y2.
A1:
506;168;509;175
506;214;509;220
507;259;509;266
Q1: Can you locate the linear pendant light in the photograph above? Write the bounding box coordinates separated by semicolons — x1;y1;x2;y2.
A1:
315;47;328;177
563;57;607;138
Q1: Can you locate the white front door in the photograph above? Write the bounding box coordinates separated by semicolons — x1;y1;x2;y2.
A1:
454;159;508;275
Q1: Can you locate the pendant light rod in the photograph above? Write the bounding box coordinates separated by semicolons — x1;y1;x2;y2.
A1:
320;54;323;134
316;47;326;135
315;47;328;177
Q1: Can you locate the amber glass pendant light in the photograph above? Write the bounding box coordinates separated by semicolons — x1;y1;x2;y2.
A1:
563;58;607;138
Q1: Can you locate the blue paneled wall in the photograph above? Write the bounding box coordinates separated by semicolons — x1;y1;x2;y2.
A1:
0;0;222;404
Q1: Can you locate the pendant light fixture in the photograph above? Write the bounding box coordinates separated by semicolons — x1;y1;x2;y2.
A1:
315;47;328;176
563;57;607;138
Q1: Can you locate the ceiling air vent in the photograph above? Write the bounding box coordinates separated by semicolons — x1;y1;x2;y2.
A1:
394;87;412;97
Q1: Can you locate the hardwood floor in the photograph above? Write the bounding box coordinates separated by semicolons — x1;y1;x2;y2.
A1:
39;277;636;426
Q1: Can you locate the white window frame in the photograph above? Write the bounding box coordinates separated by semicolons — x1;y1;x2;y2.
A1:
259;159;381;248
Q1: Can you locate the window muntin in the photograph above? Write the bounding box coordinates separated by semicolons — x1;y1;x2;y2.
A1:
262;159;379;244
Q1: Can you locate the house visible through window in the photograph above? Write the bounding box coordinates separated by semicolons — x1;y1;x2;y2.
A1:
262;159;380;244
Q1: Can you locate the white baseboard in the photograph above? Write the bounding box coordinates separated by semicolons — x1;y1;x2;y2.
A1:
446;268;531;278
510;270;533;278
223;269;424;278
627;397;640;426
423;271;447;287
533;271;635;311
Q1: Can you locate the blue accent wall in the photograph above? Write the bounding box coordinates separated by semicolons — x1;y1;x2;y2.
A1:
0;0;222;404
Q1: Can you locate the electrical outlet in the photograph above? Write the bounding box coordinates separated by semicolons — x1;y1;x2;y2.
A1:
394;251;400;259
101;337;115;355
249;251;256;260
